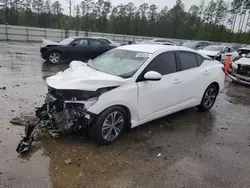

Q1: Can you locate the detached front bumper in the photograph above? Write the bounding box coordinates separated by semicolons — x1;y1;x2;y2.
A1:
228;72;250;85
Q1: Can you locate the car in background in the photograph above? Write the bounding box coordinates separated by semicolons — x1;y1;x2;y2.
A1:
141;38;175;45
238;45;250;56
229;53;250;85
220;43;242;52
140;40;176;46
91;37;121;47
181;41;212;50
40;37;115;64
199;45;239;63
43;44;225;144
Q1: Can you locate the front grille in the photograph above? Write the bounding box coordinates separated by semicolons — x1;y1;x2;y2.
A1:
235;65;250;77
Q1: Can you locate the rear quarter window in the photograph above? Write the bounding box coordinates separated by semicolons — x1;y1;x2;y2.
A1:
196;54;204;66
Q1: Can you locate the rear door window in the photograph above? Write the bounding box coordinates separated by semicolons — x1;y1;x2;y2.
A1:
89;39;107;46
178;51;198;70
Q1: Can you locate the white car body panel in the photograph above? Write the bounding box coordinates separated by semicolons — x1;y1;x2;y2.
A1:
46;44;225;129
46;61;125;90
199;50;220;57
222;51;239;62
234;57;250;66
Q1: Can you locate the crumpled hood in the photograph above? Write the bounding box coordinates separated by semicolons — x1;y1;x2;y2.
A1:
41;39;64;48
234;57;250;66
239;47;250;51
46;61;125;91
199;50;220;56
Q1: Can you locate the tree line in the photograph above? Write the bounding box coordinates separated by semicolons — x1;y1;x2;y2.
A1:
0;0;250;43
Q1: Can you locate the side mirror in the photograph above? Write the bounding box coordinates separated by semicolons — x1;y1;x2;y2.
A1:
144;71;162;81
242;54;246;57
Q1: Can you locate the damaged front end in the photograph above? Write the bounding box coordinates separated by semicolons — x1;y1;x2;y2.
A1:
16;87;100;153
16;61;123;153
228;63;250;85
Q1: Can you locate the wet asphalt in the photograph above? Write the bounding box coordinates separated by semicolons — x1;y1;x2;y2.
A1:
0;42;250;188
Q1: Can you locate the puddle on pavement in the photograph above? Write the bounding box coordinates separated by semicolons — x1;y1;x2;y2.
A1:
225;82;250;106
41;62;68;80
2;42;250;188
38;107;217;188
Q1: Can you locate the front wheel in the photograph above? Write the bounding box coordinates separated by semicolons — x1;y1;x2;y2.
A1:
89;106;127;145
197;84;218;112
48;51;62;64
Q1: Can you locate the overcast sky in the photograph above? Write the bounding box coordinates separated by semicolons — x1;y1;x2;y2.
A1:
62;0;204;15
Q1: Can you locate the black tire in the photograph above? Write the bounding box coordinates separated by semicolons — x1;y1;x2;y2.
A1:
47;51;62;64
89;106;127;145
197;84;218;112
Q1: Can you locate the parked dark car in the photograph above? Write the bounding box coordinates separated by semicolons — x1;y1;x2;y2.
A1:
181;40;212;50
40;37;115;64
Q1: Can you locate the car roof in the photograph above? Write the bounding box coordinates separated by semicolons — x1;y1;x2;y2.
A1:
205;45;226;48
117;44;199;54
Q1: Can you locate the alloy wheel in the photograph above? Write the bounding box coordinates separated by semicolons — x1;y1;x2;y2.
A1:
49;53;60;64
203;87;217;109
101;111;124;142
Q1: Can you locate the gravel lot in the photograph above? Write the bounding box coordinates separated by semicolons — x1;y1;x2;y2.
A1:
1;42;250;188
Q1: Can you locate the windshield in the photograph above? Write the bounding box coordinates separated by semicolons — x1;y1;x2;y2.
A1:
87;49;150;78
203;46;224;51
181;41;197;47
59;37;74;45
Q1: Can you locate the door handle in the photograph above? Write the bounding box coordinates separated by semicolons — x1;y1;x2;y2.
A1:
204;70;210;75
173;79;181;84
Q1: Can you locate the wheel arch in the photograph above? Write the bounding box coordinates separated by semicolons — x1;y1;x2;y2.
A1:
90;104;132;129
210;82;220;94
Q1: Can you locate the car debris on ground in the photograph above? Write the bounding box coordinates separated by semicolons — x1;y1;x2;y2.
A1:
64;158;72;165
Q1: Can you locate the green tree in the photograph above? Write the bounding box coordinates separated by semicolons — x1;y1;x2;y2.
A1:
32;0;44;26
148;4;157;36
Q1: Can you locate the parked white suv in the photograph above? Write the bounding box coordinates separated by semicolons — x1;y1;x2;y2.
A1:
43;44;225;145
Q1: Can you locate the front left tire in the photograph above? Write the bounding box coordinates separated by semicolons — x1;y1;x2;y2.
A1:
89;106;127;145
48;51;62;64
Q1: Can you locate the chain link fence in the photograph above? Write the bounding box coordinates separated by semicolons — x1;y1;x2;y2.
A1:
0;24;186;45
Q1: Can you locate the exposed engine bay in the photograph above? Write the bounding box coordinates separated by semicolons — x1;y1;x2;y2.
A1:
16;87;99;153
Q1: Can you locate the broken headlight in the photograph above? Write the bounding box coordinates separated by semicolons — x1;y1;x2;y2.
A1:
96;86;118;95
232;62;238;69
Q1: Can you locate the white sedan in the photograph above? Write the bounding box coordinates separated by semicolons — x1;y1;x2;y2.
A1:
45;44;225;144
199;45;239;63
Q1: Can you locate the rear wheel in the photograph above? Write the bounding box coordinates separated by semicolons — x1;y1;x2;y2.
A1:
48;51;61;64
197;84;218;112
89;106;127;145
